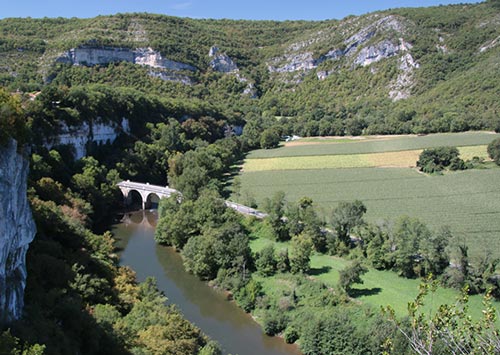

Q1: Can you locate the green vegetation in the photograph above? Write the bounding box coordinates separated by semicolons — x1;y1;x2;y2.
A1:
247;132;500;159
416;146;467;173
0;89;29;145
2;2;500;353
1;2;500;137
488;138;500;165
238;133;500;261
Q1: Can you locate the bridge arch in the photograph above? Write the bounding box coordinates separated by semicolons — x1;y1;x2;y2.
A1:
145;193;160;209
125;189;144;209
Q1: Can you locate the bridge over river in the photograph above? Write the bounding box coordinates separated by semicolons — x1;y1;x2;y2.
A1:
117;180;267;218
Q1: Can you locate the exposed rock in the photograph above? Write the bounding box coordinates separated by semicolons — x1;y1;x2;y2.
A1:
268;52;316;73
208;46;238;73
0;139;36;326
148;70;193;85
389;51;420;101
56;46;196;71
134;47;196;71
344;15;407;56
354;39;410;67
317;70;331;80
268;15;409;75
46;118;130;159
70;47;135;66
479;35;500;53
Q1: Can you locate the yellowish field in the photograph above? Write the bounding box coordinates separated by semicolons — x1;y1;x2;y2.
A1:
243;145;490;172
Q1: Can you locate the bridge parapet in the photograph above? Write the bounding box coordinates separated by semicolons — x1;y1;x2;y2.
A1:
117;180;267;218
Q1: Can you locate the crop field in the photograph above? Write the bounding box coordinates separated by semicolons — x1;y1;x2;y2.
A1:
243;145;489;171
237;132;500;260
248;131;500;158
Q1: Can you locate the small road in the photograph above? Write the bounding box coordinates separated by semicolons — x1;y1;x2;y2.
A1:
224;201;268;219
117;180;268;219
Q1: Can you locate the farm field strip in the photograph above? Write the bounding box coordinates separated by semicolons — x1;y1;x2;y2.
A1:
238;168;500;259
247;131;500;159
243;145;489;172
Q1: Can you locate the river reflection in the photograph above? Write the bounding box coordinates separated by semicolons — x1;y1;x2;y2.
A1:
115;210;301;355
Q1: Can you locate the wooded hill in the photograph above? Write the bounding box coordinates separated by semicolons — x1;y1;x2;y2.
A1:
1;1;500;135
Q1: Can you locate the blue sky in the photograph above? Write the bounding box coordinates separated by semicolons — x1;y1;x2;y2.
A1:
1;0;483;21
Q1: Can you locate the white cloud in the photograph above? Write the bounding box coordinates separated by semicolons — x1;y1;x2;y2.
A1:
170;2;192;10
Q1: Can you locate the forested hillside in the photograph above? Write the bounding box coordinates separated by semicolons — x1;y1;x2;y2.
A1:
1;0;500;138
2;2;500;354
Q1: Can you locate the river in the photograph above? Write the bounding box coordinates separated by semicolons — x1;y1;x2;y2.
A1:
114;210;301;355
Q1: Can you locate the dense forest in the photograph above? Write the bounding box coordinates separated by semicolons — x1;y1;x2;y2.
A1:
1;1;500;139
1;1;500;354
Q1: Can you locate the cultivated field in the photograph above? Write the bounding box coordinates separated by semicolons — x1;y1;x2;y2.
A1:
248;131;499;158
237;132;500;260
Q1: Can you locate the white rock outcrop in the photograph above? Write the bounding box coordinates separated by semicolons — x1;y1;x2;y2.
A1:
0;139;36;325
56;46;196;84
389;50;420;101
268;15;410;76
208;46;239;73
47;118;130;160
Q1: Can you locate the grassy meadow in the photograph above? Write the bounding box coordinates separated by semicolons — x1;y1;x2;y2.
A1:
237;132;500;260
249;236;499;322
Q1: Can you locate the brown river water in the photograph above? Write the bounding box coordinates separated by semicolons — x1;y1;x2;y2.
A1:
115;210;302;355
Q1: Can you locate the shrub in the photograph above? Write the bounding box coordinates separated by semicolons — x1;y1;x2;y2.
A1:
487;138;500;165
417;146;465;172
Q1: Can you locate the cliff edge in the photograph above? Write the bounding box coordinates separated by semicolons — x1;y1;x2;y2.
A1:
0;139;35;325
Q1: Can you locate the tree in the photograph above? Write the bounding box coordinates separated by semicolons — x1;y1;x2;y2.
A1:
339;260;368;294
256;244;277;276
0;89;28;145
417;146;464;173
391;216;431;278
263;191;289;241
289;233;314;274
260;128;280;149
487;138;500;165
385;279;500;355
330;200;367;246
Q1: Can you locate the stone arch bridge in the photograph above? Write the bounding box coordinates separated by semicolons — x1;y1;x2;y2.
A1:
117;180;178;210
117;180;267;218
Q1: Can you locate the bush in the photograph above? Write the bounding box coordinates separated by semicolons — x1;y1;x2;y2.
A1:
263;309;288;336
0;89;29;145
417;146;464;172
487;138;500;165
260;128;280;149
283;326;299;344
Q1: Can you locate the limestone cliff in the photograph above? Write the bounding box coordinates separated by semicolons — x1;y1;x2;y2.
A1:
0;139;36;325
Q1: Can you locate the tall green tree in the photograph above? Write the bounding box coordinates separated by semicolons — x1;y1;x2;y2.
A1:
289;233;314;274
330;200;367;246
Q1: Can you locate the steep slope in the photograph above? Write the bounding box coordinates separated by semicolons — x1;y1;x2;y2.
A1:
0;140;35;326
0;1;499;134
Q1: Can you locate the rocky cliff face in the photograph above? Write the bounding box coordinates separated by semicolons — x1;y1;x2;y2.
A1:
208;46;239;73
56;46;196;84
0;139;36;326
45;118;131;160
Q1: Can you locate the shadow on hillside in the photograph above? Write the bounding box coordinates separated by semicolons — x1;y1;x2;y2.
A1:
309;265;332;276
350;287;382;298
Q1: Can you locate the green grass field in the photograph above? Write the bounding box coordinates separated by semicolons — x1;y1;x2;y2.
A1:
240;167;500;259
250;238;499;322
248;132;500;158
237;132;500;260
243;145;489;171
